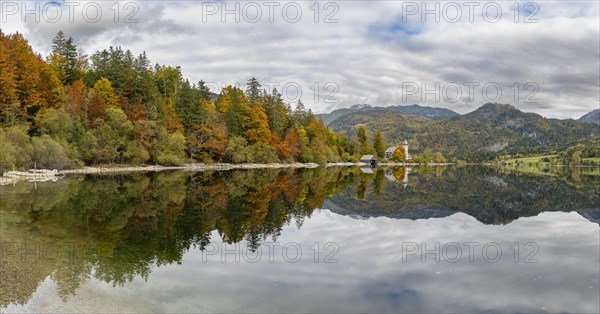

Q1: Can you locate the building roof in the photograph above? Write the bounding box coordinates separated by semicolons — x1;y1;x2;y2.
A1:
403;139;409;145
385;146;398;153
360;155;376;161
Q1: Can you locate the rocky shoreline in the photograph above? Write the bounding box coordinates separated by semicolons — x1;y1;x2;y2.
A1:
0;162;453;186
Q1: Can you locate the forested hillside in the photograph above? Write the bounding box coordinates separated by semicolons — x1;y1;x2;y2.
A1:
579;109;600;124
0;31;382;170
316;104;458;126
327;103;599;162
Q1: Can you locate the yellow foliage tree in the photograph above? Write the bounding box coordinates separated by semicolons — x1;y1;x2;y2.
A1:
243;105;271;144
392;146;407;162
93;77;118;108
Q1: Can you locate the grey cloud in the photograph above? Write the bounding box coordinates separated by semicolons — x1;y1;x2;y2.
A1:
21;1;185;52
8;1;600;118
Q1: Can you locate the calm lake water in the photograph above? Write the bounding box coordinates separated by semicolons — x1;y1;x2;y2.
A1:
1;166;599;313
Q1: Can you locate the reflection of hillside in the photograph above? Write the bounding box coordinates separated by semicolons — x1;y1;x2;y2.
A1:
324;199;455;220
0;166;598;307
0;178;84;306
324;167;600;225
0;168;359;307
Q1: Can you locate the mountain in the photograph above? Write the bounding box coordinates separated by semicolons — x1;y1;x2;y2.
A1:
316;104;458;126
326;103;599;161
579;109;600;123
327;111;429;131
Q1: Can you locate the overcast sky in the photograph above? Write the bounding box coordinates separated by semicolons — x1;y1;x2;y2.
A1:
1;0;599;118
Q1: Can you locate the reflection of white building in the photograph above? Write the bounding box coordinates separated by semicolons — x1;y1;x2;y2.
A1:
403;167;412;188
384;167;412;188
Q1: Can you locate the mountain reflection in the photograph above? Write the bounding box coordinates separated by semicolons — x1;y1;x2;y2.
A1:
0;166;598;307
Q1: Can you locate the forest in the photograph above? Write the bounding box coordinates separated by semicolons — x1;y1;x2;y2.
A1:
0;31;401;170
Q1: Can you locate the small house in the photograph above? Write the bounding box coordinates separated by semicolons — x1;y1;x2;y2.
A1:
385;147;397;159
360;155;377;168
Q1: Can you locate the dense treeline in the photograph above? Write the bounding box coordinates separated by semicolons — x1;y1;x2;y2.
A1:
0;31;393;170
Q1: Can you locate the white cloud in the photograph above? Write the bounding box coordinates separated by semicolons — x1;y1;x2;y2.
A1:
4;210;599;313
2;0;598;118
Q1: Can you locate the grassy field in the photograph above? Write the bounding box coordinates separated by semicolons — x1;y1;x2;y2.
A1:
496;155;600;176
501;156;600;165
500;155;557;166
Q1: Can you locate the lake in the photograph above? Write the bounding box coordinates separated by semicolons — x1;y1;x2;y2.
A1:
1;166;598;313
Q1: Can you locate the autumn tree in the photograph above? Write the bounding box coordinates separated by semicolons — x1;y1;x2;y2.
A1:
243;105;271;144
0;32;62;125
0;33;18;109
217;86;250;137
392;146;406;162
284;128;302;160
88;77;118;120
0;55;19;125
64;79;88;117
433;152;447;163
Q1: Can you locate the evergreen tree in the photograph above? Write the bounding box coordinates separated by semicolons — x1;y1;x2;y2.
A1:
245;77;262;104
373;130;385;159
52;31;67;55
357;126;371;154
50;31;79;85
293;100;308;126
63;37;79;84
263;88;289;137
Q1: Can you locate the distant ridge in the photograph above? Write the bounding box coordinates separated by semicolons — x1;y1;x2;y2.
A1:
579;109;600;124
316;104;459;126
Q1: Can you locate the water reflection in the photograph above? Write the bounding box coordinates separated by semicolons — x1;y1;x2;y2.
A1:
1;166;598;313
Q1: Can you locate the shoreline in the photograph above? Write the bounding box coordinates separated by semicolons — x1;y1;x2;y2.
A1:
0;162;453;186
62;162;322;174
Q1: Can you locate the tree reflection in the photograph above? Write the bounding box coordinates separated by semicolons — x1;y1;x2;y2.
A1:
0;166;598;307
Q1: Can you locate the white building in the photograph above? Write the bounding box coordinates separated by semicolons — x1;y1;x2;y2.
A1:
385;140;410;160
